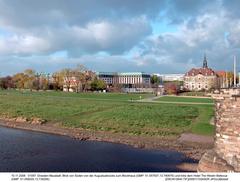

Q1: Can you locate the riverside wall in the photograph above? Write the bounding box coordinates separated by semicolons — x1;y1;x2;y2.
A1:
198;89;240;172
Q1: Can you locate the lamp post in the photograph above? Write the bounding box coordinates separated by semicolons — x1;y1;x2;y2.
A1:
234;56;237;87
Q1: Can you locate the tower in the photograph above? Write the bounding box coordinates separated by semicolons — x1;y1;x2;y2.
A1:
203;53;208;68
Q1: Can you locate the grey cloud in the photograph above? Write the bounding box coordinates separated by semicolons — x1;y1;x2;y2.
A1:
0;0;166;28
0;0;240;74
137;11;239;73
222;0;240;18
0;17;152;56
163;0;218;24
0;0;216;29
0;0;158;56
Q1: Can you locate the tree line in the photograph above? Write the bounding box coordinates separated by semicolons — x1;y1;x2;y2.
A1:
0;64;107;92
0;64;165;93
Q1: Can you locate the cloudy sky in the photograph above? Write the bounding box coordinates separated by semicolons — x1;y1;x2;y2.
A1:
0;0;239;75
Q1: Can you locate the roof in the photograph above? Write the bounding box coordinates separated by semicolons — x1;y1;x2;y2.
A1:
185;67;217;76
96;72;150;76
118;72;149;76
96;72;117;76
215;70;226;77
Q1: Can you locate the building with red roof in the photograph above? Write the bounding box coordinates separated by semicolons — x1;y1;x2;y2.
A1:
184;55;220;91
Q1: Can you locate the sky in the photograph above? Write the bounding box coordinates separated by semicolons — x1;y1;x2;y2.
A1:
0;0;240;75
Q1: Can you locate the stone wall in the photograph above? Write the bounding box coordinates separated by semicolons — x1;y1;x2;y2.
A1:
198;90;240;172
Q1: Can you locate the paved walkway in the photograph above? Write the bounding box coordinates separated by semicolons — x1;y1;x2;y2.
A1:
139;95;163;102
136;95;214;105
178;133;214;144
176;95;211;99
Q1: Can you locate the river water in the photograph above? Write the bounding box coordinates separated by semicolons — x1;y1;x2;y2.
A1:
0;126;197;172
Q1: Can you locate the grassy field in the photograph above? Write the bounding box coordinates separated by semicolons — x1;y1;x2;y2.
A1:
155;96;214;104
190;105;215;135
0;90;215;136
0;90;153;101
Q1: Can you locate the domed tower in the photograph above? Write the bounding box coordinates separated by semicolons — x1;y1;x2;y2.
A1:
203;53;208;68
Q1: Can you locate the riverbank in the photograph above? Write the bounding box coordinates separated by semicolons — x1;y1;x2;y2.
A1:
0;118;213;163
0;126;198;172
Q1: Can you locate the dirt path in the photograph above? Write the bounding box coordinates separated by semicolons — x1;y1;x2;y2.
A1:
137;99;214;105
136;95;214;105
174;95;211;99
138;95;163;102
178;133;214;144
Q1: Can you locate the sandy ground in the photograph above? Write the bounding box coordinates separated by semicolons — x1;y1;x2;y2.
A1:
178;133;214;143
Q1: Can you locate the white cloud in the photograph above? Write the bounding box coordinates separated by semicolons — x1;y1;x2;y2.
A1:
135;10;240;73
0;35;50;55
0;0;240;74
0;17;151;56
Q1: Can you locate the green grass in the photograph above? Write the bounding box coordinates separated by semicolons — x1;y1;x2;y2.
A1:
191;123;215;135
0;89;153;101
155;96;213;103
0;90;215;136
191;105;215;135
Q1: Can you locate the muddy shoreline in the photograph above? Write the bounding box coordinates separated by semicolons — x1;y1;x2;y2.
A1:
0;118;214;161
0;118;214;174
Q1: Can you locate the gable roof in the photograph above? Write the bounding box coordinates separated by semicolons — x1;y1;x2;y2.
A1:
185;67;217;76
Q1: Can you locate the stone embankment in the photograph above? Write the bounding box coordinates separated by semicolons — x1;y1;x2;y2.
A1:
198;89;240;172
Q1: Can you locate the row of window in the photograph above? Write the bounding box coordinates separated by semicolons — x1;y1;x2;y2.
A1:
189;72;215;76
186;84;209;89
99;76;150;84
185;77;216;81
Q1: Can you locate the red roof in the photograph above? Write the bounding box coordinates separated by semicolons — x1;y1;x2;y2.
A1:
185;67;217;76
215;70;226;77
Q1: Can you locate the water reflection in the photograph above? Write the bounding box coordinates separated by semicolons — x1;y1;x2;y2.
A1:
0;126;197;172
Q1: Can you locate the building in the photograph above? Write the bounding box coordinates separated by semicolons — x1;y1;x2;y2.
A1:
95;72;117;85
63;76;79;92
63;70;95;92
117;72;151;87
96;72;151;88
96;72;152;92
158;74;184;82
62;71;151;92
184;55;219;91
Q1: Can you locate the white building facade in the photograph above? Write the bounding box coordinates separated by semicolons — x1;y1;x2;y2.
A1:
184;56;219;91
158;74;184;82
96;72;151;88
